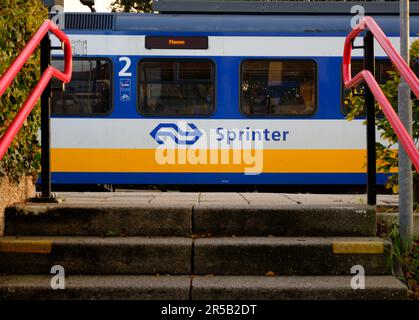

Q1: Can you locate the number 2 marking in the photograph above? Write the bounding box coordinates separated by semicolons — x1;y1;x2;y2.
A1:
119;57;132;77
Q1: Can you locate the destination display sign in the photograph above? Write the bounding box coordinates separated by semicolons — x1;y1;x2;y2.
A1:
145;36;208;49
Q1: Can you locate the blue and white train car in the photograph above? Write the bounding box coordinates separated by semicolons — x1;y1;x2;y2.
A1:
49;10;419;185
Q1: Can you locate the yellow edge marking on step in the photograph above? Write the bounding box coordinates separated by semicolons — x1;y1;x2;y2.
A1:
0;240;52;254
332;242;384;254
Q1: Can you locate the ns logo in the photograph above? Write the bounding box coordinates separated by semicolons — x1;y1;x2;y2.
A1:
150;123;203;145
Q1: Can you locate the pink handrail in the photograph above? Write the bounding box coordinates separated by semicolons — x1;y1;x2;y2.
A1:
0;20;72;160
343;16;419;172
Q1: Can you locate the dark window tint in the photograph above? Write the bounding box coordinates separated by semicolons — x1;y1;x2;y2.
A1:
241;60;316;116
343;59;393;115
139;60;214;116
51;58;112;115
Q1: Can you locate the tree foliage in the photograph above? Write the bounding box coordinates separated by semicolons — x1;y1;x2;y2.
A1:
111;0;153;13
0;0;47;182
345;40;419;202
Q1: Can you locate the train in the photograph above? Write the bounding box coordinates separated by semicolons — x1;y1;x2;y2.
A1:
48;3;419;186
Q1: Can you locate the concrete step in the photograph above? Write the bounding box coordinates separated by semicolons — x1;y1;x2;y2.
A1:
0;236;392;276
0;275;407;300
191;276;407;300
5;203;375;237
0;275;190;300
5;203;192;237
194;204;376;236
194;237;392;275
0;236;191;275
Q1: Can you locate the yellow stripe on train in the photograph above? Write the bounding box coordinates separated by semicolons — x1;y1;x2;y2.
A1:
48;148;396;173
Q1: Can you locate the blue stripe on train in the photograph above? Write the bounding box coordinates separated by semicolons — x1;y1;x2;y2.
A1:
49;172;389;185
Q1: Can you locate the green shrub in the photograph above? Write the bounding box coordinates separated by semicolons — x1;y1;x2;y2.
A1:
0;0;47;183
344;40;419;204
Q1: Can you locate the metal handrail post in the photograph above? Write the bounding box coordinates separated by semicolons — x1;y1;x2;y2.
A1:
364;31;377;206
40;35;52;199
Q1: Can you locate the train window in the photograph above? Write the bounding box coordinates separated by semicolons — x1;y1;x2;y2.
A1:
138;60;214;116
342;59;393;116
51;58;112;115
241;60;316;116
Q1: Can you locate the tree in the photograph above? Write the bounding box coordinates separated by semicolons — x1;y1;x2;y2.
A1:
111;0;153;13
345;40;419;204
0;0;47;182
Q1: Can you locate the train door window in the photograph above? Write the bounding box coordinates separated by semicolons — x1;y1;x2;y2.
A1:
138;60;215;116
342;59;393;116
241;60;317;116
51;58;112;115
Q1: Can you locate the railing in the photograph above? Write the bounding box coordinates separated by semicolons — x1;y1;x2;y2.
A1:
0;20;72;160
343;16;419;173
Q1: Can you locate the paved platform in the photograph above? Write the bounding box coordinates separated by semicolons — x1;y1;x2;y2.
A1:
43;191;400;207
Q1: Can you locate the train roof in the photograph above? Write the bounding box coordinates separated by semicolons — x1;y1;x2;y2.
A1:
153;0;419;15
62;12;419;36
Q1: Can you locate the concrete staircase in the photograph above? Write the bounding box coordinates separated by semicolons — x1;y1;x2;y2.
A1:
0;193;408;300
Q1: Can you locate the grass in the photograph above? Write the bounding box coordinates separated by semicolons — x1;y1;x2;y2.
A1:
378;220;419;300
